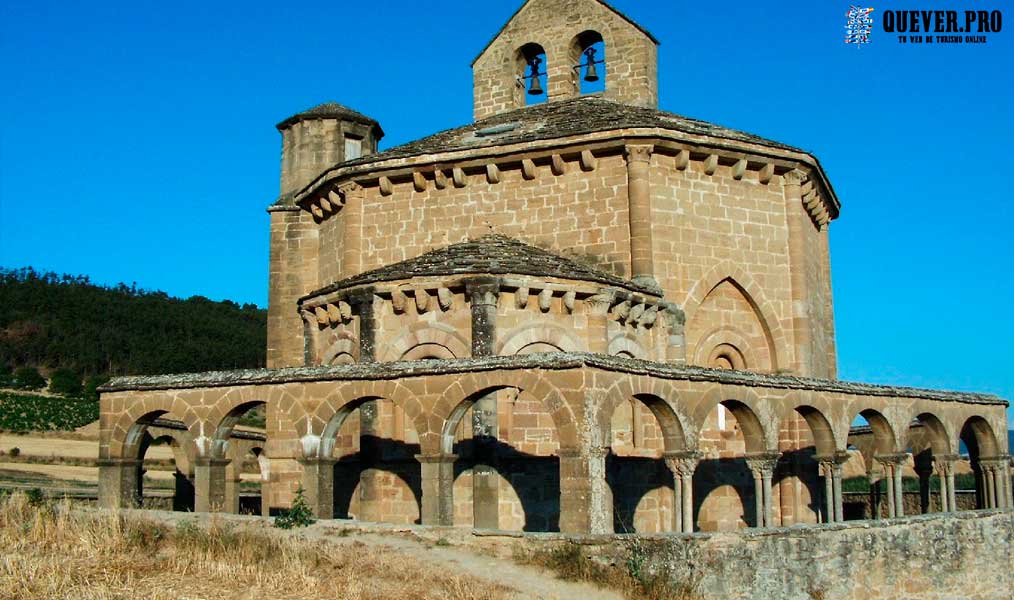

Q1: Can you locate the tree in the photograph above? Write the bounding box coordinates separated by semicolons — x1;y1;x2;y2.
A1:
83;374;111;401
49;368;83;397
13;366;45;390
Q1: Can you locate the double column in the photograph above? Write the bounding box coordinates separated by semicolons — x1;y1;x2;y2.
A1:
979;456;1013;509
875;453;908;518
817;452;849;523
935;454;959;512
746;452;781;528
664;451;700;533
467;278;501;529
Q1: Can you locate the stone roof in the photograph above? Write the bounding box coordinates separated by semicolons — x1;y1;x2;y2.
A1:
100;352;1009;407
295;96;806;198
301;234;660;301
471;0;660;66
276;102;384;136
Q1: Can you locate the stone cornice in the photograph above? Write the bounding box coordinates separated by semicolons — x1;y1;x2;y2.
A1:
100;352;1007;407
291;128;840;223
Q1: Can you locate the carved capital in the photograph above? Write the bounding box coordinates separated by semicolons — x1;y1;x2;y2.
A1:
745;452;781;478
465;278;500;306
782;169;805;187
624;144;654;164
664;451;701;478
875;453;910;470
337;181;363;199
586;292;615;316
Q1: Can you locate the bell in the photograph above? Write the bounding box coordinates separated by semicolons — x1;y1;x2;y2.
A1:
528;73;544;96
583;47;600;83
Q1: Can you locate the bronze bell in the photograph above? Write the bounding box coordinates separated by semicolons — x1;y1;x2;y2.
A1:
583;47;600;82
527;56;544;95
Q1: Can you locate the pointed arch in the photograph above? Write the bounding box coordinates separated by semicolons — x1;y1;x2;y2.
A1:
682;261;785;372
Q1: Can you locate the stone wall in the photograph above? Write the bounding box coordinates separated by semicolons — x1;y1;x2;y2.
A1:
616;510;1014;600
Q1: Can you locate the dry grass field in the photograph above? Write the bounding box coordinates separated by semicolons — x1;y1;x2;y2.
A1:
0;492;511;600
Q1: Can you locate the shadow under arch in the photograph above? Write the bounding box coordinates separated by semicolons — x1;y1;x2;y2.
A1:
442;385;561;532
320;395;423;523
905;412;953;514
137;430;195;512
960;415;1000;509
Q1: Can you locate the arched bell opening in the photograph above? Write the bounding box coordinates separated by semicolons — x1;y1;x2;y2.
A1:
569;30;605;96
515;42;547;106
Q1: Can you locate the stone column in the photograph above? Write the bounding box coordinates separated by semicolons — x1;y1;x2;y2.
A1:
299;457;337;519
98;458;141;509
818;452;848;523
929;454;959;512
358;400;383;522
914;454;934;514
559;447;612;534
585;292;614;354
782;169;812;377
467;278;501;529
819;458;834;523
340;182;364;279
664;451;700;533
746;453;780;527
194;457;230;513
224;462;242;514
349;289;377;363
300;309;320;366
877;454;907;518
979;458;1002;509
660;303;687;365
417;454;457;526
624;144;657;288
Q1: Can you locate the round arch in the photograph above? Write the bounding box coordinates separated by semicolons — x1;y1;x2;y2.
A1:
498;323;582;356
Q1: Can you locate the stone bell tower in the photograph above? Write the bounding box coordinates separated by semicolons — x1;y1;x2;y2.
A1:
266;104;384;368
471;0;659;120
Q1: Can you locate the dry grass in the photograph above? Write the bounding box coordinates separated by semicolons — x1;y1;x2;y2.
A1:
0;492;509;600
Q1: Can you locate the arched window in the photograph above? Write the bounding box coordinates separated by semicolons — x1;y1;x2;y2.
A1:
570;31;605;95
515;42;547;106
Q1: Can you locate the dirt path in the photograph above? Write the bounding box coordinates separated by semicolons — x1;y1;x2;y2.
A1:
131;509;624;600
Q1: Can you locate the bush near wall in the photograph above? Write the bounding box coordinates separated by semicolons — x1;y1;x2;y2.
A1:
0;392;98;432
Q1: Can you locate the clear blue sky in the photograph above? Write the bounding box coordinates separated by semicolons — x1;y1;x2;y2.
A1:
1;1;1011;425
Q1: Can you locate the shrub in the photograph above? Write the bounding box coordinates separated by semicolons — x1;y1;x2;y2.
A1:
83;374;111;401
274;485;315;529
25;488;44;506
48;368;82;397
12;367;45;390
8;447;20;458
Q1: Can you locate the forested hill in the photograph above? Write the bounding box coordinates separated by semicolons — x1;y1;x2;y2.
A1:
0;267;266;376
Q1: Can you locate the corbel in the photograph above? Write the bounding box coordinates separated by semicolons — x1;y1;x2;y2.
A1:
538;288;553;312
521;158;537;180
551;154;566;176
732;159;747;181
562;291;576;313
339;301;353;321
580;150;597;172
413;171;427;192
486;163;500;184
452;167;467;188
415;288;431;313
326;304;341;325
758;163;774;185
434;169;448;190
703;154;718;176
379;176;393;196
515;285;529;309
310;203;324;219
314;306;328;326
391;289;407;313
674;149;689;171
437;287;453;310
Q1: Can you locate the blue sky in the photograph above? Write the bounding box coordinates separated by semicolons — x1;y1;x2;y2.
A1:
1;1;1011;426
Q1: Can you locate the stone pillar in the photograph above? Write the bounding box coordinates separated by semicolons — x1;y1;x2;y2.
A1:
746;453;780;527
98;458;141;509
559;447;612;534
358;400;382;522
818;452;848;523
782;169;812;377
664;451;700;533
340;182;364;279
660;303;687;365
832;456;845;522
299;457;337;519
224;462;242;514
300;309;320;366
417;454;457;526
350;289;378;363
624;144;657;288
585;292;614;354
820;459;834;523
194;457;230;513
467;278;500;529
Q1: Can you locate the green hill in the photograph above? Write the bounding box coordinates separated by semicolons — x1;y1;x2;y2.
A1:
0;267;266;377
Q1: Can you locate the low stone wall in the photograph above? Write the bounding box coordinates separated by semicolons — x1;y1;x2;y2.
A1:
603;510;1013;600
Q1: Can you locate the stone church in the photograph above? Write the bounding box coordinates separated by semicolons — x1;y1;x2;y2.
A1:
99;0;1011;534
